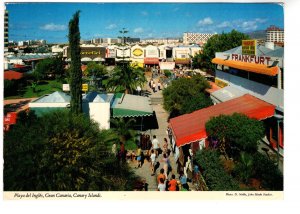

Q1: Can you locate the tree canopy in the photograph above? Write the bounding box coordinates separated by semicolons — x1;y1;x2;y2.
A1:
162;75;212;118
69;10;82;114
106;63;146;94
33;55;64;81
192;30;250;70
205;113;265;158
4;110;138;191
84;61;107;77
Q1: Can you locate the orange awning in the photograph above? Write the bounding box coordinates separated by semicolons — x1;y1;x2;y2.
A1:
212;58;278;76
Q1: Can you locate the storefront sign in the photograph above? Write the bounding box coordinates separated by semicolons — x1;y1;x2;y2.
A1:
132;48;143;57
66;47;106;59
242;40;256;55
159;62;175;70
231;54;271;65
82;84;88;92
215;79;228;88
4;112;17;125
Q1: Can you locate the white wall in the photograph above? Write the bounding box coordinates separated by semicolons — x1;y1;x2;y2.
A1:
215;70;284;109
29;102;69;108
88;102;111;130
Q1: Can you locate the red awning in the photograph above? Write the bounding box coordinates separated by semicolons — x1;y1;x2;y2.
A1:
169;94;275;147
144;58;159;65
4;71;23;80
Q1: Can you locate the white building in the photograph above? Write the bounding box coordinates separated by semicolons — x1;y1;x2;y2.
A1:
183;32;215;45
266;25;284;43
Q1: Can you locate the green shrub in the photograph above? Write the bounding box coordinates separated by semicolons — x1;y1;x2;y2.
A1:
252;152;283;190
164;70;172;78
194;149;240;191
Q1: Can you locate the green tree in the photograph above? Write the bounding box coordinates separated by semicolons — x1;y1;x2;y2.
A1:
106;63;146;94
85;61;107;77
233;152;254;184
4;110;139;191
205;113;265;159
192;30;250;70
69;11;82;114
163;75;212;118
33;55;64;81
110;117;137;144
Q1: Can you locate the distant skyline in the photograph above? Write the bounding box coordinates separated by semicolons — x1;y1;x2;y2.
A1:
5;2;284;43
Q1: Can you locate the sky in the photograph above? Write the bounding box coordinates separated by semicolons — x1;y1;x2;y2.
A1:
4;1;284;43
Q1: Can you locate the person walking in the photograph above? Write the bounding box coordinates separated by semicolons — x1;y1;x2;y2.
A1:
152;82;156;93
135;145;142;168
157;81;161;91
151;135;160;157
161;153;170;179
157;178;166;191
150;149;156;176
179;171;189;190
168;174;178;191
157;168;166;185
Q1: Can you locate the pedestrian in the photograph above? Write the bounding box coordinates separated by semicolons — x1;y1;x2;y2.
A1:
157;178;166;191
157;168;166;184
136;85;141;96
152;82;156;93
179;171;189;190
150;149;156;176
135;145;142;168
168;174;178;191
193;161;200;184
163;138;168;154
161;153;170;179
151;135;160;157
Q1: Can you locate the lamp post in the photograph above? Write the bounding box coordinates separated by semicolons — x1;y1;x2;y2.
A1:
274;114;283;168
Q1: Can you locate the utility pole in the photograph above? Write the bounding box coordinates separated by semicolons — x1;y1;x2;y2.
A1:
118;28;130;71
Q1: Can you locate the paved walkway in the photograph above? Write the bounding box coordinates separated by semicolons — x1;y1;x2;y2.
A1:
128;74;195;191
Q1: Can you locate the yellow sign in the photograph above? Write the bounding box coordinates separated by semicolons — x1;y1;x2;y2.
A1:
133;48;143;57
82;84;88;91
242;40;256;55
215;79;228;88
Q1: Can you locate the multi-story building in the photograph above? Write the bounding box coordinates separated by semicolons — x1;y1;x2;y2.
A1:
4;10;9;52
183;32;215;45
141;38;180;45
266;25;284;44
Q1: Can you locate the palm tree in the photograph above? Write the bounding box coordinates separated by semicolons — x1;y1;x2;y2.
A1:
106;63;146;94
110;117;137;143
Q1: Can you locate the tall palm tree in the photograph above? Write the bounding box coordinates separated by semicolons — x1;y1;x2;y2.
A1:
106;63;146;94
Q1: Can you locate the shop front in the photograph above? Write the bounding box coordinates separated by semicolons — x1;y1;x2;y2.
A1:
169;94;276;172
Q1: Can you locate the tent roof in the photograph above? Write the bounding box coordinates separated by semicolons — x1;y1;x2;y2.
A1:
211;85;247;103
32;91;70;103
112;93;153;117
169;94;275;147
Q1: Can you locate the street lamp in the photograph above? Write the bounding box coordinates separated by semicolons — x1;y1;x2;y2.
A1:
274;114;283;168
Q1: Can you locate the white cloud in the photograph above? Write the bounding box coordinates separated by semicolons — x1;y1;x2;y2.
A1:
40;23;66;31
217;21;232;28
106;24;117;30
197;17;213;26
255;18;267;23
134;27;144;33
240;21;258;31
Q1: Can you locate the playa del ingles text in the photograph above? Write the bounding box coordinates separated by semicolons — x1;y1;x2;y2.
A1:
13;192;102;199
